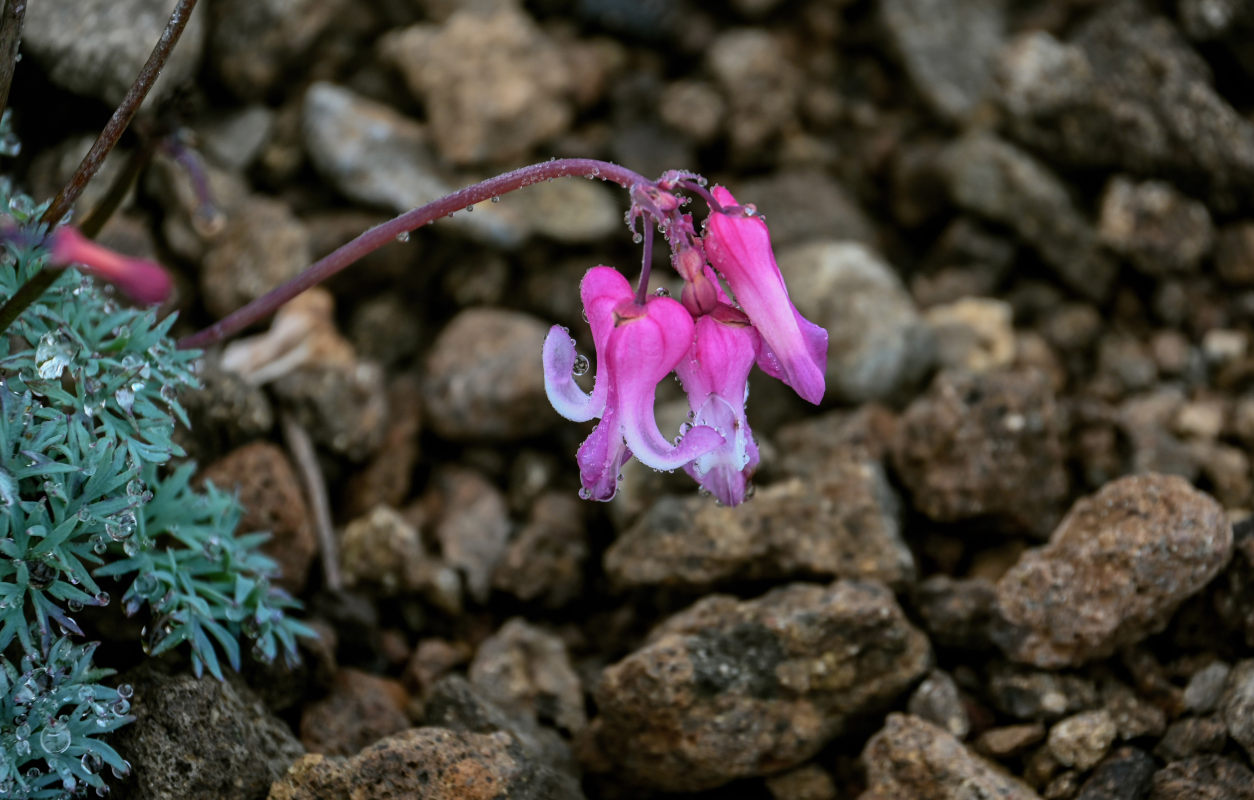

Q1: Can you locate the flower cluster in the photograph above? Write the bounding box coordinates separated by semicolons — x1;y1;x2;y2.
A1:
543;175;827;506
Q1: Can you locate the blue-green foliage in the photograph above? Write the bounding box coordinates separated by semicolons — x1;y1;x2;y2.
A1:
0;167;312;795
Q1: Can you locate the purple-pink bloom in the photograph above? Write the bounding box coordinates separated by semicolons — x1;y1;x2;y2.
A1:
543;266;723;501
46;226;173;305
676;307;760;506
704;186;827;405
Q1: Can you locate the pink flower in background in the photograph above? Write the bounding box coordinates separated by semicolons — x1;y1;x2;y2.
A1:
543;267;723;501
704;186;827;405
47;226;172;306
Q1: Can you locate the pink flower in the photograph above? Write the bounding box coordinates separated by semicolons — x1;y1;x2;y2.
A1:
543;267;723;501
47;226;172;305
703;186;827;405
675;307;760;506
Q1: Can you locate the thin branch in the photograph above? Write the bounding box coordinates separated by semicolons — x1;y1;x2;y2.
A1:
280;412;342;592
178;157;649;350
0;0;26;123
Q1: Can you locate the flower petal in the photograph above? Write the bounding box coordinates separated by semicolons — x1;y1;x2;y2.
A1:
47;226;172;305
575;403;632;501
543;325;599;421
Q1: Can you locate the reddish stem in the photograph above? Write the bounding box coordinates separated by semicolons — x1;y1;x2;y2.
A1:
178;158;649;350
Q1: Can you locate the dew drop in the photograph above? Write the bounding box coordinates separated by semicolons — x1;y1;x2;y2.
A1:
578;487;591;500
571;354;590;377
653;287;670;297
490;195;501;203
394;231;410;243
465;204;474;212
39;721;71;754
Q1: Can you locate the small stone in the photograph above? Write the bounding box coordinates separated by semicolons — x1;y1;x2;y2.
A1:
198;106;276;172
209;0;348;100
912;575;997;651
469;619;585;735
423;309;553;440
269;727;585;800
1048;710;1118;771
176;360;275;462
994;474;1231;667
344;374;423;518
774;405;899;477
892;368;1069;534
340;505;427;595
379;2;573;165
880;0;1006;121
403;638;471;700
974;723;1046;758
736;170;877;249
658;80;725;144
271;360;389;461
605;464;914;591
111;665;303;800
1100;680;1166;741
200;195;313;320
940;133;1116;300
1153;716;1229;761
1098;176;1214;275
987;664;1097;721
1216;223;1254;286
1148;755;1254;800
24;0;205;106
1075;747;1155;800
592;580;930;792
777;241;935;404
1174;397;1227;441
1201;328;1247;365
706;28;800;155
765;764;837;800
198;442;316;594
907;670;970;739
507;178;619;244
924;297;1016;372
1183;661;1231;713
860;713;1041;800
299;669;410;757
1220;659;1254;763
432;468;510;605
492;492;588;608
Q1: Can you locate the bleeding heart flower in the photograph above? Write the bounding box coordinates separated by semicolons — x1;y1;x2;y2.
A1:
46;226;172;305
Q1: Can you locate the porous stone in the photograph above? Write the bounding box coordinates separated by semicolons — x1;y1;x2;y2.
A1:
924;297;1016;372
994;474;1231;667
773;405;899;478
1098;176;1214;275
1075;747;1156;800
1153;716;1228;760
1048;710;1118;771
299;668;410;756
604;462;914;590
423;308;553;440
23;0;205;106
940;133;1117;300
591;580;931;792
268;727;585;800
340;505;430;595
777;241;935;404
907;670;970;739
859;713;1041;800
880;0;1005;121
994;5;1254;213
912;575;997;651
891;368;1068;534
198;442;316;594
113;666;304;800
468;619;585;735
271;360;389;461
379;1;574;165
492;492;588;608
1148;755;1254;800
987;664;1097;721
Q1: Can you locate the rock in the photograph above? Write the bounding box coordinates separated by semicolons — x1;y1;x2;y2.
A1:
379;2;573;165
112;666;303;800
907;670;970;739
198;106;276;172
271;360;389;460
1217;223;1254;286
1075;747;1155;800
209;0;348;100
736;170;877;248
706;28;800;154
423;308;553;440
1148;755;1254;800
23;0;205;106
1101;680;1166;741
974;723;1045;758
859;713;1041;800
404;638;471;699
940;133;1117;300
777;241;935;404
765;764;838;800
200;195;313;320
1220;659;1254;762
774;405;899;477
506;178;621;244
1183;661;1231;714
269;727;585;800
343;374;423;518
924;297;1016;372
198;442;316;594
348;294;425;369
994;474;1231;667
340;505;444;598
176;359;275;462
1153;716;1228;760
299;668;410;756
1098;176;1214;275
994;5;1254;213
912;575;997;650
432;468;511;604
492;492;588;608
1048;710;1118;771
469;619;585;735
891;368;1068;533
659;80;726;144
879;0;1005;121
591;580;931;791
604;463;914;590
987;664;1097;721
301;83;523;246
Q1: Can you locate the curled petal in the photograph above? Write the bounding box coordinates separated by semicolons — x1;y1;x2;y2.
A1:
705;186;827;404
575;404;632;501
543;325;600;422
